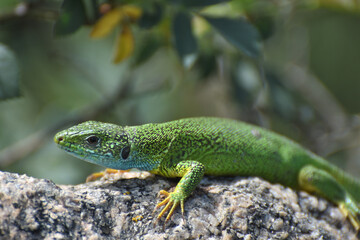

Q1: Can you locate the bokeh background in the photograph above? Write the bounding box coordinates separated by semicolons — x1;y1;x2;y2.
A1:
1;0;360;184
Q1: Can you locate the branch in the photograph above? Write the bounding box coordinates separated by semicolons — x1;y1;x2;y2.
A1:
0;76;169;168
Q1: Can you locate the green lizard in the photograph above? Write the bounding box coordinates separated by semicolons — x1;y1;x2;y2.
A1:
54;117;360;230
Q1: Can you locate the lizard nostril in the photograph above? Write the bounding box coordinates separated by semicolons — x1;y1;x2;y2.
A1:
54;135;64;144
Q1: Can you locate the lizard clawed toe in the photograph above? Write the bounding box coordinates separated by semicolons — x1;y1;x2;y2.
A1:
153;190;183;227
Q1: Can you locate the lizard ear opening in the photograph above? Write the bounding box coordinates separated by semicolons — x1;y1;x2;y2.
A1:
121;146;131;159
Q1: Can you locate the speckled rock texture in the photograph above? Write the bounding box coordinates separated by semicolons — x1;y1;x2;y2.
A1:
0;171;358;239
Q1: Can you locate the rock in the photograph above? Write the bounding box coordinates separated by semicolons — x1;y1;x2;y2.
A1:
0;171;357;239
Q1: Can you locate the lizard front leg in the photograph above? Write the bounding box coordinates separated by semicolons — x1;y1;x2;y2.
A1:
153;160;205;225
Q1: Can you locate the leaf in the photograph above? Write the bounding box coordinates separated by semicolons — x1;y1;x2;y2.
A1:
138;3;163;29
0;43;20;99
192;51;217;79
266;71;297;119
204;16;262;58
181;0;230;7
172;12;197;61
131;33;163;67
122;5;142;22
113;24;134;63
54;0;87;36
90;7;124;38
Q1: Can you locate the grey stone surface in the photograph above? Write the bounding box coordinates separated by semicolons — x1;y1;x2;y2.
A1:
0;171;357;239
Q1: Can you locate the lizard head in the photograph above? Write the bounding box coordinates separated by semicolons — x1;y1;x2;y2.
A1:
54;121;131;169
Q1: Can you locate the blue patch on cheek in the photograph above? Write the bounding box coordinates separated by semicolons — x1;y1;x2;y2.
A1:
60;145;159;171
126;153;159;171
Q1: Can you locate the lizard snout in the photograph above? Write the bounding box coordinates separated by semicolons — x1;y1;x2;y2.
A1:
54;134;64;144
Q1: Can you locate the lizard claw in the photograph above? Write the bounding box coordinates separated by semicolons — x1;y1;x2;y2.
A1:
153;189;184;226
158;190;170;197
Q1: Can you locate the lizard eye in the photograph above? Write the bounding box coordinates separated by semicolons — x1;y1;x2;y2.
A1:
121;146;130;159
86;135;100;146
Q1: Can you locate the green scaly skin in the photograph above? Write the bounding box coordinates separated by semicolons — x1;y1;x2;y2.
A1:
54;117;360;229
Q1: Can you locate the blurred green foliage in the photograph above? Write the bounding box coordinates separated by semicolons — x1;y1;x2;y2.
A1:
1;0;360;184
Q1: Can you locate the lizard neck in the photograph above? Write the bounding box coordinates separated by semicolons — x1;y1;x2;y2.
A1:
124;125;162;171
